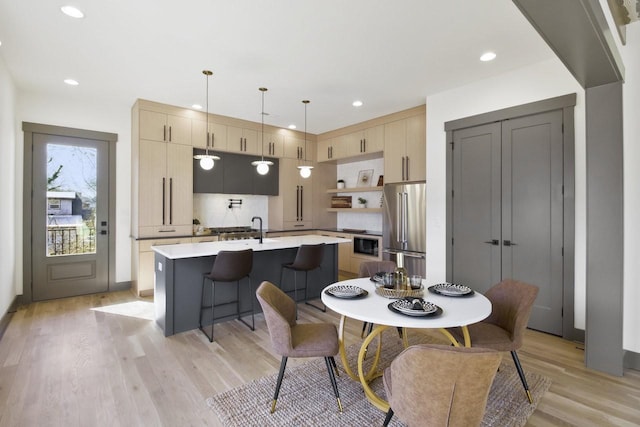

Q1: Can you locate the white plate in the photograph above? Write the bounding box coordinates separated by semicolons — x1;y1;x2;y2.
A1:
431;283;472;296
391;298;438;315
325;285;367;299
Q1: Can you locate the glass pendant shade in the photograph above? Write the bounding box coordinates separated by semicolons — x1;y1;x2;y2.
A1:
298;165;312;178
199;156;215;170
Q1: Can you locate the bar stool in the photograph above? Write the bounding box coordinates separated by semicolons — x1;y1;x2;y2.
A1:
280;243;326;313
199;249;254;342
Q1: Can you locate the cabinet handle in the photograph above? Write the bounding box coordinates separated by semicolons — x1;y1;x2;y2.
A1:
484;239;500;245
169;126;172;142
300;185;304;220
162;178;166;224
296;185;300;220
330;146;333;158
169;178;173;224
163;125;167;142
503;240;518;246
406;156;409;181
158;229;177;233
401;157;405;181
211;132;215;148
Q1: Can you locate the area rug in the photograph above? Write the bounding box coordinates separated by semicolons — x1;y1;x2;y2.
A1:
207;331;551;426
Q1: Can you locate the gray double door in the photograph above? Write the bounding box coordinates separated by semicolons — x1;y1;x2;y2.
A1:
451;110;564;335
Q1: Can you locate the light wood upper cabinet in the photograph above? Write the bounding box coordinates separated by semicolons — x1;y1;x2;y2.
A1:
228;126;259;155
139;110;191;145
317;137;350;161
192;119;228;151
260;131;284;157
317;125;384;162
384;114;426;183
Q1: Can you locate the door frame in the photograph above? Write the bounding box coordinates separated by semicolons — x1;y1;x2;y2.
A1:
22;122;118;303
444;93;582;342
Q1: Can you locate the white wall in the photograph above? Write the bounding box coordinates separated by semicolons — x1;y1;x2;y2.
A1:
16;92;132;286
0;54;17;316
621;24;640;352
425;58;587;328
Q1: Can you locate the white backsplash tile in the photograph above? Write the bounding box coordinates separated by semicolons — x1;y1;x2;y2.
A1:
193;193;269;229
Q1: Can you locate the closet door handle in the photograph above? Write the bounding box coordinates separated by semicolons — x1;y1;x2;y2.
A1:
503;240;517;246
484;239;500;245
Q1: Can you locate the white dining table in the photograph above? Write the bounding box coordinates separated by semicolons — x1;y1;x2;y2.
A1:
321;277;492;411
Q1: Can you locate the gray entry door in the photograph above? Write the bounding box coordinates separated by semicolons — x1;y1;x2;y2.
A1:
31;133;110;300
451;110;564;335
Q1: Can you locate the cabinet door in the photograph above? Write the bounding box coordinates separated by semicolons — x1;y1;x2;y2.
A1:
166;144;193;226
228;126;259;154
363;125;384;153
191;119;208;148
166;115;192;145
193;153;223;193
138;139;167;228
284;135;305;159
139;110;168;142
260;132;284;157
298;176;313;222
405;115;426;181
384;119;407;183
253;156;279;195
282;161;300;222
317;139;333;162
209;122;228;151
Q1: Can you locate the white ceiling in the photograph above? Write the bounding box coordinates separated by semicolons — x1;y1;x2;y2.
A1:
0;0;556;134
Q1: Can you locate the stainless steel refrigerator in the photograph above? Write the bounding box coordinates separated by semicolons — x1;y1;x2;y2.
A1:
382;181;426;276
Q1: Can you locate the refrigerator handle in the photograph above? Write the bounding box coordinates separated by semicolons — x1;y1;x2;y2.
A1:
402;192;408;244
396;192;402;243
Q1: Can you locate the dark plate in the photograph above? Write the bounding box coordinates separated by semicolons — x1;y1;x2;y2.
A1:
388;301;443;318
428;284;475;298
324;285;369;299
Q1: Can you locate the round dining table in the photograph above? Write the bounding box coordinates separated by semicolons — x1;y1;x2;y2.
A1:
321;277;492;411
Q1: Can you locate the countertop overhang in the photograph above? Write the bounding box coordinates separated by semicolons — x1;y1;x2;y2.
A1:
152;234;351;259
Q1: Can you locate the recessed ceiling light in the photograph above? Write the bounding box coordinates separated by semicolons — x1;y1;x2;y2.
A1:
192;104;202;110
480;52;496;62
0;41;2;47
61;6;84;18
288;124;297;130
64;79;79;86
352;100;363;107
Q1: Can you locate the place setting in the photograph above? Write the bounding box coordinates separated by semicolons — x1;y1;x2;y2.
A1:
324;284;369;299
387;297;443;317
428;282;475;297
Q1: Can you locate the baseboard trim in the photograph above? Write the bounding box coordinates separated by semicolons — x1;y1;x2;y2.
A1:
0;295;21;341
111;281;132;292
624;350;640;371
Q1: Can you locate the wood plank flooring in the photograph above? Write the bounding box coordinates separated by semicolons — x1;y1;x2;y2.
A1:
0;290;639;426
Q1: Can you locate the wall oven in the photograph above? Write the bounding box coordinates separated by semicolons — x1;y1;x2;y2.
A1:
353;236;379;257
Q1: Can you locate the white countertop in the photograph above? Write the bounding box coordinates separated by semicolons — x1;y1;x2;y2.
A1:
152;234;352;259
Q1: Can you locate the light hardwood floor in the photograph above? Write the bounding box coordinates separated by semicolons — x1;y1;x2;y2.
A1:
0;290;639;426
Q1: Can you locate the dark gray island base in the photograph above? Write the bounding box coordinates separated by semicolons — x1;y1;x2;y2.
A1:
153;241;340;336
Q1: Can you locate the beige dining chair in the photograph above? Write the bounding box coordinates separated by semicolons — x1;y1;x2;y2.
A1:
383;344;501;426
448;279;539;403
255;281;343;414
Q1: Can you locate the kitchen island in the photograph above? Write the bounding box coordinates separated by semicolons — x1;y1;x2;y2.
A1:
152;234;351;336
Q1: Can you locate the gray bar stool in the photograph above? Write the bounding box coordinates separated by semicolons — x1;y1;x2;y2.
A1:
199;249;254;342
280;243;326;313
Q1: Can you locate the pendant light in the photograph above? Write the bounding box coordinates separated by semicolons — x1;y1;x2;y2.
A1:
193;70;220;170
251;87;274;175
297;100;313;178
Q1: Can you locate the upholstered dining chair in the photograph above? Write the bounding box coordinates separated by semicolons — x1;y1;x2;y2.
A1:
358;260;396;337
255;281;343;414
448;279;539;403
383;344;501;427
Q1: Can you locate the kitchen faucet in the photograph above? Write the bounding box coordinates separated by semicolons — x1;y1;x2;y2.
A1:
251;216;263;244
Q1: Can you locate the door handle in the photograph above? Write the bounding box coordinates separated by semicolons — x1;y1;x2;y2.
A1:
169;178;173;224
484;239;500;245
162;178;166;225
503;240;517;246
